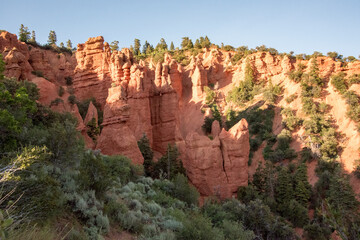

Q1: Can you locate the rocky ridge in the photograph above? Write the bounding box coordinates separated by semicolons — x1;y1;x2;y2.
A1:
1;31;360;198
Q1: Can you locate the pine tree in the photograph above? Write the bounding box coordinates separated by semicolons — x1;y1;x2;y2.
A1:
276;167;294;212
294;163;311;207
156;38;167;51
194;39;201;49
187;39;193;49
244;61;254;84
181;37;193;49
142;41;149;54
202;36;211;48
252;162;266;193
0;54;5;80
110;40;119;51
328;176;358;211
152;144;185;179
264;162;276;198
18;24;30;42
146;43;154;55
134;38;141;55
308;57;323;86
59;42;64;48
66;39;72;50
170;41;175;51
199;37;205;46
30;30;36;42
47;30;57;45
137;134;154;176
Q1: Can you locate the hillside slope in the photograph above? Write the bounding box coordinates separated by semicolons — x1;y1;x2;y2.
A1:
1;31;360;199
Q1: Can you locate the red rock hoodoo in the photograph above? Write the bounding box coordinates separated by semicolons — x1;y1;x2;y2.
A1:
2;31;360;199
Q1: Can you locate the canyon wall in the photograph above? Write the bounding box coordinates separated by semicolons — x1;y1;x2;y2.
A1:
1;31;360;198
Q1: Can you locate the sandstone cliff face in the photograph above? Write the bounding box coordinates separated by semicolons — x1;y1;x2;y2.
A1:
0;31;32;80
73;36;112;106
2;31;360;198
180;119;249;199
0;32;75;84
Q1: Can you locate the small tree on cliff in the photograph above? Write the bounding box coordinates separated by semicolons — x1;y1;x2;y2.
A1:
156;38;168;51
47;30;57;45
110;40;119;51
0;54;5;80
18;24;30;42
170;41;175;51
294;163;312;207
29;30;36;42
152;144;185;179
194;39;201;49
142;40;149;54
137;134;154;176
134;38;141;55
275;167;294;214
202;36;211;48
66;39;72;50
181;37;193;50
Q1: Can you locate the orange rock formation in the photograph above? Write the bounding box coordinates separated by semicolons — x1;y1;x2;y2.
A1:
1;31;360;198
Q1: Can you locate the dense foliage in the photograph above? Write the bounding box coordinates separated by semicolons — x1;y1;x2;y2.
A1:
2;32;360;239
331;72;360;131
226;104;274;165
202;104;223;134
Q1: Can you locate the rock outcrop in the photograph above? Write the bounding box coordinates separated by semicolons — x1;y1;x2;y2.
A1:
2;31;360;198
0;31;32;80
181;119;249;199
96;96;144;165
84;101;98;126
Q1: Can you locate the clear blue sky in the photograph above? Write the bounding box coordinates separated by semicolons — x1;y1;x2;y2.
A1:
1;0;359;57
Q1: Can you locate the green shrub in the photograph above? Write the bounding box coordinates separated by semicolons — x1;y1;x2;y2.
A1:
354;160;360;179
50;97;63;106
137;134;154;177
308;58;323;86
222;45;235;51
288;63;305;82
263;80;282;103
301;96;317;115
263;129;296;163
152;144;185;180
286;199;309;227
230;46;253;64
237;185;259;204
177;214;225;240
65;76;73;85
304;221;332;240
344;91;360;123
285;93;297;103
31;70;44;78
349;73;360;84
220;220;255;240
76;98;103;125
331;72;348;94
244;199;296;239
58;86;64;96
171;174;199;206
301;147;313;162
204;86;216;104
226;61;255;105
68;95;76;105
86;117;100;142
281;108;302;131
319;128;338;160
202;104;222;134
